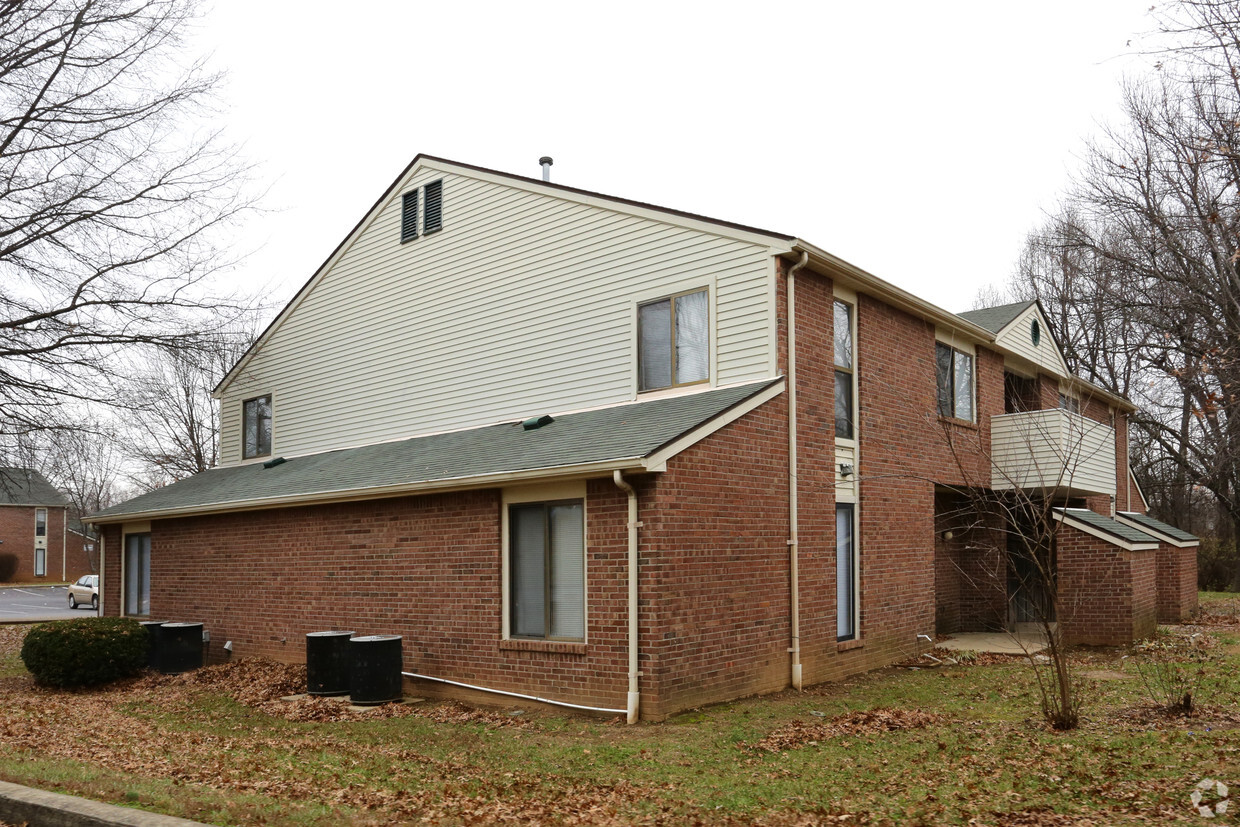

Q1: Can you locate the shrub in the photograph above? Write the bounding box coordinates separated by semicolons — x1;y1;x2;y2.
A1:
20;617;148;688
0;553;16;582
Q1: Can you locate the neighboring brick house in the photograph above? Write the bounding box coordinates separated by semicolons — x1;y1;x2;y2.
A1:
89;156;1198;721
0;467;91;583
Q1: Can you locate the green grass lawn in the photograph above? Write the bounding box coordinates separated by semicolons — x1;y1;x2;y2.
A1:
1;599;1238;825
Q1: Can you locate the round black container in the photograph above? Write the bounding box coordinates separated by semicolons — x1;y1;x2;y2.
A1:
349;634;403;705
159;622;204;674
306;630;355;696
139;620;168;670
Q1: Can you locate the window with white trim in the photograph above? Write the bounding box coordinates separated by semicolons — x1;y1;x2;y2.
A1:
834;300;854;439
638;288;708;391
242;395;272;459
935;343;974;422
509;500;585;640
836;504;857;641
124;533;151;617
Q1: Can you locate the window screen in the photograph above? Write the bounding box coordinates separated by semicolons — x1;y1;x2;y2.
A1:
125;533;151;617
638;289;708;391
836;504;856;641
243;395;272;458
510;501;584;641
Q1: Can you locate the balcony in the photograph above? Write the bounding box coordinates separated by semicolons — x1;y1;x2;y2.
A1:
990;408;1116;498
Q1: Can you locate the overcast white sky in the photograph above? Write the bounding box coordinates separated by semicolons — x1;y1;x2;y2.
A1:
195;1;1161;317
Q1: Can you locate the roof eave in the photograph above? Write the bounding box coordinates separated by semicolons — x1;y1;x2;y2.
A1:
89;455;654;526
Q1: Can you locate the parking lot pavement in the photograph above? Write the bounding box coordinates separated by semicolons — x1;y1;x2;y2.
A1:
0;586;96;622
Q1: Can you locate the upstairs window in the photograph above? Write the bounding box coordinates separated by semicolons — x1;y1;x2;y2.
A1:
935;343;974;422
1058;392;1080;415
834;300;854;439
638;289;708;391
242;395;272;459
34;507;46;537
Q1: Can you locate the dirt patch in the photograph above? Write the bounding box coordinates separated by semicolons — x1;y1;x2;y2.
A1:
743;707;945;753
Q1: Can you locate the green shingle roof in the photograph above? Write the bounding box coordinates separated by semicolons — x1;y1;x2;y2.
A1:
0;468;66;506
1117;511;1199;544
956;301;1035;334
92;380;780;522
1056;508;1158;546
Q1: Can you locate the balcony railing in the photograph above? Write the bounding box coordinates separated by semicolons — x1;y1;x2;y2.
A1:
990;408;1116;498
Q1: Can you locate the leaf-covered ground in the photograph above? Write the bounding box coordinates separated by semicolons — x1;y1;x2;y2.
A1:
0;597;1239;825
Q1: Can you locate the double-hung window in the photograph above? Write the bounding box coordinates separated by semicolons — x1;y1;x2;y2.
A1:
638;289;708;391
834;300;854;438
509;500;585;641
1058;392;1080;415
124;533;151;617
242;395;272;459
935;343;974;421
33;507;46;577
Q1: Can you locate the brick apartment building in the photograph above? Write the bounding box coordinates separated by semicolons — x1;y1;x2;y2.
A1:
0;467;93;583
90;156;1199;721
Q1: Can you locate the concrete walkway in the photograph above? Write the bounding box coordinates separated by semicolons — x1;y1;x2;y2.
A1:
0;780;212;827
936;629;1049;655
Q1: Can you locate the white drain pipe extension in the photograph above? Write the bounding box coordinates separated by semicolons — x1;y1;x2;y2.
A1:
786;250;810;691
613;470;641;724
401;672;626;716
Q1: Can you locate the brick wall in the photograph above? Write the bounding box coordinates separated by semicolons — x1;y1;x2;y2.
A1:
1156;544;1199;622
0;505;66;582
934;491;1006;634
1057;524;1157;645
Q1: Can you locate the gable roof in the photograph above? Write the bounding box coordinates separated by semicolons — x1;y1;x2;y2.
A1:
93;379;782;524
0;468;66;506
214;155;796;397
957;301;1036;334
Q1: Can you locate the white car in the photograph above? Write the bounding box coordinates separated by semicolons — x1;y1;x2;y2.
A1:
68;575;98;610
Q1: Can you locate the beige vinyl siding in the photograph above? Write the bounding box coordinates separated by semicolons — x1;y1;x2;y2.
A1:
991;409;1116;497
219;166;775;464
996;305;1068;377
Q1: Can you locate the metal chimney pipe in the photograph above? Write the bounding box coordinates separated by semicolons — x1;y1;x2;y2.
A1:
539;156;553;182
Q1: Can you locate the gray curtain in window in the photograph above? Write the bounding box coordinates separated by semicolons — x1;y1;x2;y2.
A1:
125;533;150;616
549;503;584;639
510;505;546;638
836;505;855;640
675;290;708;384
954;351;973;421
639;300;672;391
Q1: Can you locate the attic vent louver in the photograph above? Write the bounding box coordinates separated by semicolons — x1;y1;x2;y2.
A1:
522;414;554;431
263;456;287;469
400;191;418;242
423;179;443;234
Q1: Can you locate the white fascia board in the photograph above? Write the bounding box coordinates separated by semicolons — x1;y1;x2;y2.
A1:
643;378;786;471
790;240;996;344
1128;469;1151;512
1114;513;1199;548
89;456;650;526
1051;510;1159;552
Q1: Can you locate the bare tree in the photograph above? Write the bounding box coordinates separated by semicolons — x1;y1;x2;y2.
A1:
124;323;257;486
0;0;257;444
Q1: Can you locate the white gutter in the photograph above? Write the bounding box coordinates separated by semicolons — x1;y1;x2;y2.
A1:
402;671;627;717
613;470;641;724
786;251;809;691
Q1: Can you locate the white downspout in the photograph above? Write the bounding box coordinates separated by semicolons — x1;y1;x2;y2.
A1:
97;530;105;615
786;250;809;691
613;470;641;724
61;507;66;581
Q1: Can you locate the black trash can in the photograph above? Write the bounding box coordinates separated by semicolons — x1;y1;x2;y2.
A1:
139;620;168;670
306;630;354;696
349;634;402;705
159;622;204;674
